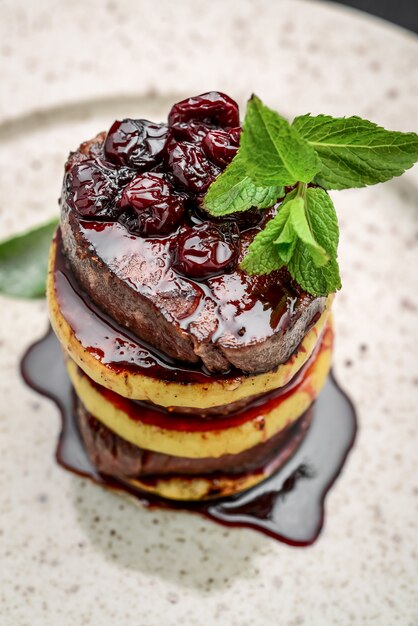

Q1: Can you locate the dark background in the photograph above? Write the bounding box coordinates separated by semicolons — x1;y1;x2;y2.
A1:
328;0;418;33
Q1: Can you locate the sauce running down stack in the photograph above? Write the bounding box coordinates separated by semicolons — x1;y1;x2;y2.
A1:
47;92;333;501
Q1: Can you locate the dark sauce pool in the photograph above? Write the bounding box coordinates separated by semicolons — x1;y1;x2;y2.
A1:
21;329;357;546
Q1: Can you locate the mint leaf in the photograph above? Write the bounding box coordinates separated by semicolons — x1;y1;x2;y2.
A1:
274;208;297;263
293;114;418;189
240;194;295;275
240;95;321;186
288;242;341;296
303;187;339;256
0;218;58;298
242;187;341;297
204;155;283;216
287;188;341;296
288;195;329;267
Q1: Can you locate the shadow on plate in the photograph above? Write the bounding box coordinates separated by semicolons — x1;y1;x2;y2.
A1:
69;474;268;592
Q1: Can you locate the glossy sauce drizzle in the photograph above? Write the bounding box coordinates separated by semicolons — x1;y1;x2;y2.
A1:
72;323;330;432
21;330;357;546
67;218;312;352
54;234;315;384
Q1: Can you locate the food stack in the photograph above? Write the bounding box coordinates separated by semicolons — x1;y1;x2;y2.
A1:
47;92;333;500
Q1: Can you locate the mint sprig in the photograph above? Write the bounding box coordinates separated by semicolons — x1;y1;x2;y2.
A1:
204;96;418;297
241;186;340;296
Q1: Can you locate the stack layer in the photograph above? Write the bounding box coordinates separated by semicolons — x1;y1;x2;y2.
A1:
48;236;332;500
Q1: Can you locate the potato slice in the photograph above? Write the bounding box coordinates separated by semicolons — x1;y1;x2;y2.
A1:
125;472;268;501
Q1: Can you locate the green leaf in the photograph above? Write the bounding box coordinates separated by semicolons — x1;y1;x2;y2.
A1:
287;188;341;296
274;209;297;263
288;195;329;267
304;187;339;256
240;95;321;186
240;194;296;275
288;242;341;296
0;218;58;298
242;187;341;297
203;155;284;216
293;114;418;189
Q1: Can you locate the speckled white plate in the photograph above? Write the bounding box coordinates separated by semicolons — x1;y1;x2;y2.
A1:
1;1;417;624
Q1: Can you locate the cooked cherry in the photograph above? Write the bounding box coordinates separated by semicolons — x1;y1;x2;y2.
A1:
168;92;239;128
173;222;240;278
65;158;118;217
165;138;221;194
104;119;168;169
170;121;211;143
202;127;241;167
120;172;184;236
114;165;138;187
